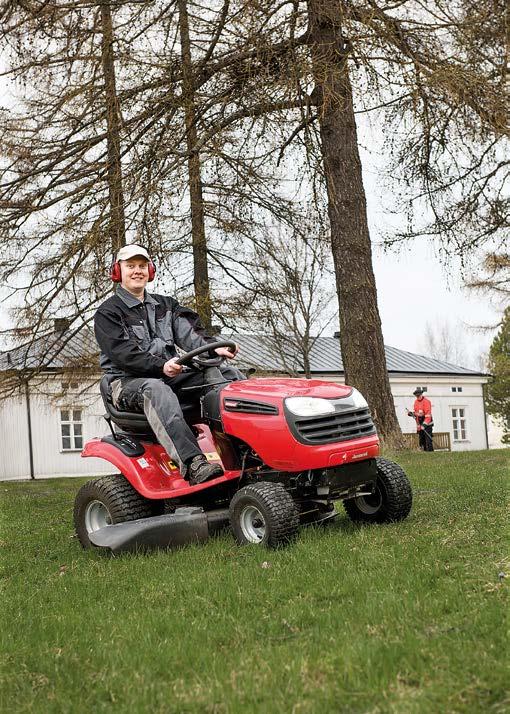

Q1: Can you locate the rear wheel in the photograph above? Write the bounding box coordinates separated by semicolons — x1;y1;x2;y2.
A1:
74;475;163;548
343;457;412;524
229;482;299;548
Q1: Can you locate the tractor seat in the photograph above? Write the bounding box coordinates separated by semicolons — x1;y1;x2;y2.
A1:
99;374;200;438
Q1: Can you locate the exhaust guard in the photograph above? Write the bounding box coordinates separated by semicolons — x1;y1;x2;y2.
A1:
89;507;230;555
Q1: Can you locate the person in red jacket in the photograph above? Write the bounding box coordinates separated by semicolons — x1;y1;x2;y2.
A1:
407;388;434;451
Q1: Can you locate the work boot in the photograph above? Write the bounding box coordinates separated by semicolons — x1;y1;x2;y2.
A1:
188;455;223;486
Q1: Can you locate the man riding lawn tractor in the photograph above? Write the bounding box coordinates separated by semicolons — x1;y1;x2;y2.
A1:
74;245;413;553
94;244;246;485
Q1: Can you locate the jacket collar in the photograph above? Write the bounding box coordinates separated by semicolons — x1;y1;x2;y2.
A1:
116;285;159;308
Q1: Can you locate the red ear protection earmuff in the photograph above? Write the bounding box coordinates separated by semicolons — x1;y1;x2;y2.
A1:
110;260;122;282
110;257;156;282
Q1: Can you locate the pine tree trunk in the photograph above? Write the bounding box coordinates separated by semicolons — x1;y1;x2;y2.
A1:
178;0;212;329
307;0;403;447
99;1;126;252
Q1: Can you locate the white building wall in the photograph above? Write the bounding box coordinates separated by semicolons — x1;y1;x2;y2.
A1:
29;391;112;479
391;378;488;451
487;415;509;449
0;391;31;480
0;379;112;480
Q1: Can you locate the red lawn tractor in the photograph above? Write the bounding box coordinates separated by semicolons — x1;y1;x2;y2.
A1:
74;341;412;553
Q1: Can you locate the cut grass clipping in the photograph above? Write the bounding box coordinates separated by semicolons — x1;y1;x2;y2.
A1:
1;449;508;713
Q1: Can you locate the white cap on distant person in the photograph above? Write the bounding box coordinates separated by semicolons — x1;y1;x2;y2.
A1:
116;244;150;262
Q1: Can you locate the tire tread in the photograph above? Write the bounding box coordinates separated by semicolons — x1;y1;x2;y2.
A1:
230;481;299;547
344;457;412;524
74;475;161;548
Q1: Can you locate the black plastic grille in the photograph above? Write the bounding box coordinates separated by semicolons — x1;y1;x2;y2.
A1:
223;398;278;415
292;407;376;444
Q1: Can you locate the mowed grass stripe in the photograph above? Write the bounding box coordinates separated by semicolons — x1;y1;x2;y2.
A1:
1;450;508;713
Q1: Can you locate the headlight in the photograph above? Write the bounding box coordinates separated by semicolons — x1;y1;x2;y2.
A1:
285;397;336;417
349;388;368;409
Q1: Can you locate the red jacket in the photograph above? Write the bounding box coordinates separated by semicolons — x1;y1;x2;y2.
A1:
413;396;433;429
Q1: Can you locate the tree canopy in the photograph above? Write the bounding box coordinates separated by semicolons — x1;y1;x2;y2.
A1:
486;306;510;444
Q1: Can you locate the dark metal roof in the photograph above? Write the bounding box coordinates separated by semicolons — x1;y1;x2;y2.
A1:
231;334;485;376
0;327;98;372
0;328;485;377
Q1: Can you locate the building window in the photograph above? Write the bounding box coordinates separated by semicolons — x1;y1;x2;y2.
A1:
451;408;468;441
60;408;83;451
451;386;463;393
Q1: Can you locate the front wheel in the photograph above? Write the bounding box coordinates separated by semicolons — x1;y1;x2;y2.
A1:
74;475;163;548
343;457;412;524
229;482;299;548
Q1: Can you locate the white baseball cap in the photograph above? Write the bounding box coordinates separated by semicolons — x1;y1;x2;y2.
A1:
116;244;151;262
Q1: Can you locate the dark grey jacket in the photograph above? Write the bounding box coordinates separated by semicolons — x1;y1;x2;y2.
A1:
94;286;215;378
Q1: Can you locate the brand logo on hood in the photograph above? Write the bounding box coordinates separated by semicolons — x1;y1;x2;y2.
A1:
351;451;368;460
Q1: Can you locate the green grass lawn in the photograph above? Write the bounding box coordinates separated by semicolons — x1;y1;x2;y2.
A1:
1;450;508;713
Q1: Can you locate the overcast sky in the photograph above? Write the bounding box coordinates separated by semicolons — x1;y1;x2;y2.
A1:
372;242;496;368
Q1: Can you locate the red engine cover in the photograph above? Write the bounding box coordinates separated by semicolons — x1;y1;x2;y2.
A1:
220;378;379;470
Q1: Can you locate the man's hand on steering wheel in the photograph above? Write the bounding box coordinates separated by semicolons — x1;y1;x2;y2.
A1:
163;357;183;378
214;344;239;360
163;340;239;376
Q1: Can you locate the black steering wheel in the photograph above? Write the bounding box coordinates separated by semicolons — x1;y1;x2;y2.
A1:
174;339;237;369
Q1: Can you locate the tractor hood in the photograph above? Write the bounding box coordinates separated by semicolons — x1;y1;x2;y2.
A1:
222;378;352;400
219;377;378;472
